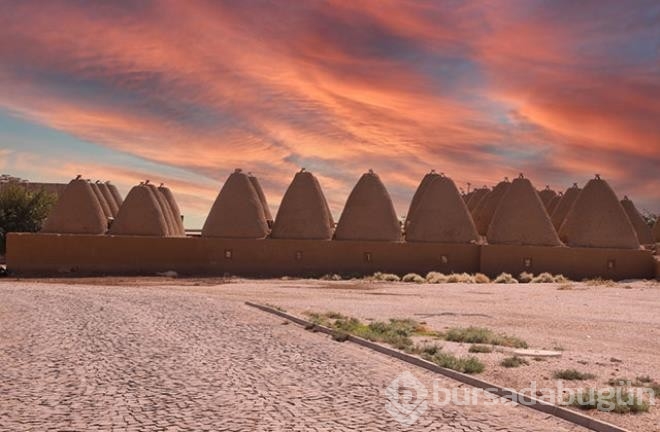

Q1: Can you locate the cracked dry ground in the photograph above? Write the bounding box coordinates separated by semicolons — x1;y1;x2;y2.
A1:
0;283;587;431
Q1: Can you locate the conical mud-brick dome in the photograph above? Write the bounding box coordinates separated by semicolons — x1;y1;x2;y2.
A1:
271;169;334;240
406;171;440;226
97;181;119;217
89;181;112;220
107;182;123;208
144;182;177;236
334;170;401;241
158;184;186;236
559;176;639;249
312;174;334;228
202;169;269;238
487;175;561;246
467;187;489;212
538;186;557;209
620;196;653;245
654;218;660;242
547;193;562;216
248;174;273;224
406;174;479;243
42;176;107;234
551;184;581;230
472;180;510;235
470;190;492;218
109;183;169;236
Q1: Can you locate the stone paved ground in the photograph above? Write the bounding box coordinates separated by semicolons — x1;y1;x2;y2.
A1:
0;282;587;431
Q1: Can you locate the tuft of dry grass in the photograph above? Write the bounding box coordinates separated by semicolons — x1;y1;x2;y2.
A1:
474;273;491;283
608;376;660;397
518;271;534;283
446;272;475;283
444;326;528;348
531;272;556;283
494;272;518;284
421;351;485;374
554;369;596;381
500;356;529;368
567;388;650;414
468;344;493;353
584;277;616;287
426;271;448;283
371;272;401;282
402;273;426;283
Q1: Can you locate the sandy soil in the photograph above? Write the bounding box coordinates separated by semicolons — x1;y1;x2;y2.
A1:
220;278;660;432
3;275;658;431
0;281;587;432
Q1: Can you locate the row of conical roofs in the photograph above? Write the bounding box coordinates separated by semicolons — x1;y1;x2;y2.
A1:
464;174;655;248
42;170;658;249
42;176;185;237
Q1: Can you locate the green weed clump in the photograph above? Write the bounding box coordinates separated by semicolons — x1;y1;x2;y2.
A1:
444;326;528;348
422;351;485;374
567;388;649;414
554;369;596;381
468;344;493;353
500;356;529;368
305;312;437;351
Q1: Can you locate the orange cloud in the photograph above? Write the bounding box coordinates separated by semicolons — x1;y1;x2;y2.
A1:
0;1;657;225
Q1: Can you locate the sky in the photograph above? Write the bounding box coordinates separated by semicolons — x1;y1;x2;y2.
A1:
0;0;658;228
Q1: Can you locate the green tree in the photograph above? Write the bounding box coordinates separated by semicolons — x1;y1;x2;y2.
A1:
640;210;658;228
0;184;56;254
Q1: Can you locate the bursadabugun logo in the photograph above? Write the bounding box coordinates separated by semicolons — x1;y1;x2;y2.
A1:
384;371;428;426
384;373;656;426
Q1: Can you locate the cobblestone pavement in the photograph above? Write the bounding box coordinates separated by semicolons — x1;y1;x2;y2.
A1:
0;282;588;431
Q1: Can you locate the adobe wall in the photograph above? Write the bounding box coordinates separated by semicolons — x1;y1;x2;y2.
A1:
6;233;480;277
480;244;654;281
7;232;654;280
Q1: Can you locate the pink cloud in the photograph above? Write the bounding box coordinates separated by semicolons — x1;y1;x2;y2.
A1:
0;1;657;225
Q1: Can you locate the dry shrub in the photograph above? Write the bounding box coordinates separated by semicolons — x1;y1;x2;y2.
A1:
426;271;448;283
518;271;534;283
494;272;518;284
372;272;401;282
474;273;490;283
446;273;474;283
402;273;425;283
531;272;555;283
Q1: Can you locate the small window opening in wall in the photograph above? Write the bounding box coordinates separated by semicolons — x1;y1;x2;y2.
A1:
523;257;532;268
224;249;233;259
364;252;372;263
295;251;303;261
607;259;616;270
440;255;449;265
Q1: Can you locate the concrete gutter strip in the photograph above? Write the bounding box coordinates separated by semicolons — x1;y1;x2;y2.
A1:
245;301;630;432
